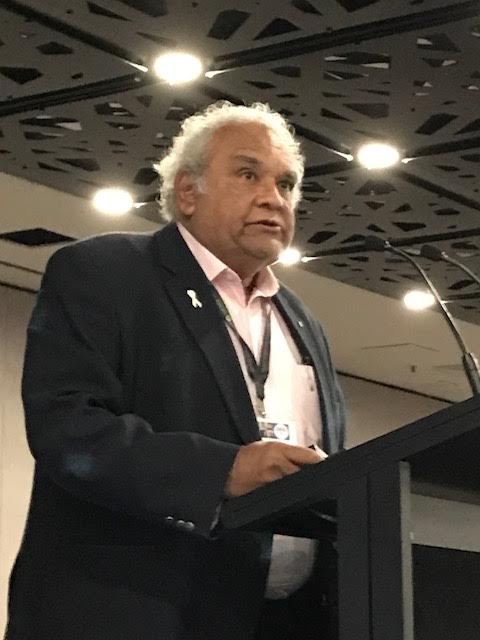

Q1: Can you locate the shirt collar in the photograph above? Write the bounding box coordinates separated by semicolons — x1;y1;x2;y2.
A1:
177;222;279;298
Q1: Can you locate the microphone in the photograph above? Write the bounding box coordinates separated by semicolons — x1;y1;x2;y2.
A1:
364;236;480;397
420;244;480;290
362;235;391;253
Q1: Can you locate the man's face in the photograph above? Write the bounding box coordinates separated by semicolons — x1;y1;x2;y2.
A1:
177;122;298;278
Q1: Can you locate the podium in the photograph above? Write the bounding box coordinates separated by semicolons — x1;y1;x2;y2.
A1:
220;396;480;640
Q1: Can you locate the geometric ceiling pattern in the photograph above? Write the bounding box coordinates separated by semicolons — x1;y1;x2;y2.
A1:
2;0;480;322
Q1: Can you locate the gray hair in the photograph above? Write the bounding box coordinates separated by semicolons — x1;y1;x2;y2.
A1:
154;101;305;221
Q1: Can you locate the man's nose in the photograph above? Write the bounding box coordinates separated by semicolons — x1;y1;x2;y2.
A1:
257;179;284;208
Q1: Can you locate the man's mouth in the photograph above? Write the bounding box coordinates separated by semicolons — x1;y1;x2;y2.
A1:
247;220;282;231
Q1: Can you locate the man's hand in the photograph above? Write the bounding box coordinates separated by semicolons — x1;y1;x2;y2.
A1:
224;441;327;498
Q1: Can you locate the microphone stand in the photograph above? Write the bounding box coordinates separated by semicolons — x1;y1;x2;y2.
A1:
420;244;480;289
380;240;480;397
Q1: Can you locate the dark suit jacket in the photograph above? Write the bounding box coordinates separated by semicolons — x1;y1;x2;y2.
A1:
5;223;345;640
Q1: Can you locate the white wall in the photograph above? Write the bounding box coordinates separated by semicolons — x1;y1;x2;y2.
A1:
0;284;454;632
339;374;448;447
0;286;35;634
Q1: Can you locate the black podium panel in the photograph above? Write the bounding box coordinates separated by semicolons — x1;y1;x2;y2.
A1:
221;396;480;639
413;546;480;640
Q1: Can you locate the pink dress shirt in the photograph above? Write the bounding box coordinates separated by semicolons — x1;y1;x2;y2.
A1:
178;223;323;599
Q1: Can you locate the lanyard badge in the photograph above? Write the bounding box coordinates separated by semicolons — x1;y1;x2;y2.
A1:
212;287;297;445
257;417;297;445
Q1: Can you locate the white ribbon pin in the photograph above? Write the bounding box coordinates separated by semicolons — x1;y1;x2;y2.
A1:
187;289;203;308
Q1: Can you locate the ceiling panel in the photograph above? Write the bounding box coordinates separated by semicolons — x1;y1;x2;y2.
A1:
0;6;130;99
2;0;480;331
11;0;468;63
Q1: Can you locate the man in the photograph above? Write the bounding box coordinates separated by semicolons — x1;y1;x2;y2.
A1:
5;102;345;640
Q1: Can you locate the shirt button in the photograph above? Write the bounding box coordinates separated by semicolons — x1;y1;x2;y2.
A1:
184;521;195;531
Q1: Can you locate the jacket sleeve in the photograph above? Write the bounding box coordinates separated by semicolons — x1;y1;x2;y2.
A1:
22;243;239;537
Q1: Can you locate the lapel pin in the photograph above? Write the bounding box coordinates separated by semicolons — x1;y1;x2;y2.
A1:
187;289;203;308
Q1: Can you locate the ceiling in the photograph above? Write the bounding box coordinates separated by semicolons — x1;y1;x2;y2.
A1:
2;0;480;402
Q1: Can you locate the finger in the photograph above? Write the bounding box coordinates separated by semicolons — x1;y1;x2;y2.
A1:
309;444;328;458
284;446;327;465
309;446;328;462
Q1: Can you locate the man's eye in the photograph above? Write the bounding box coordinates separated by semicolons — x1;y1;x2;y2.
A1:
241;170;256;181
278;180;295;191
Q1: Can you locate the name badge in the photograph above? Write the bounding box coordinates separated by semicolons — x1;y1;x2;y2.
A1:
257;417;297;445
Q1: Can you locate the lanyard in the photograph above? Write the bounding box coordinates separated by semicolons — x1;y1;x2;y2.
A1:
212;288;271;417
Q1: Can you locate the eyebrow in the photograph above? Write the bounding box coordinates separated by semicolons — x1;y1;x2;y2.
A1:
232;154;260;166
232;154;298;184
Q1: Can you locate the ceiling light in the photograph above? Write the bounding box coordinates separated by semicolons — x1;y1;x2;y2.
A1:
204;69;231;78
278;247;302;265
357;142;401;169
403;289;435;311
153;52;203;85
92;188;134;215
124;60;149;73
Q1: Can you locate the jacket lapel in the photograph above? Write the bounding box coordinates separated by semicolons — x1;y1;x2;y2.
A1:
273;289;339;454
153;225;259;444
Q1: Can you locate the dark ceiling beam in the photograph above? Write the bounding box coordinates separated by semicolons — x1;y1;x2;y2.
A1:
406;136;480;159
0;0;145;66
0;73;158;117
292;123;353;158
304;160;354;178
201;83;351;157
446;292;480;301
306;226;480;258
0;66;241;118
0;75;353;166
211;0;480;69
395;168;480;212
2;0;480;120
7;0;479;77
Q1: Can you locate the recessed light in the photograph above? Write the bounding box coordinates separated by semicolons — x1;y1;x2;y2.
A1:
92;188;134;215
357;142;401;169
153;51;203;85
403;289;435;311
278;247;302;265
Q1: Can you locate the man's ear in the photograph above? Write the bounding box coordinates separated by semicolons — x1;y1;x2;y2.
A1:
174;171;199;218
